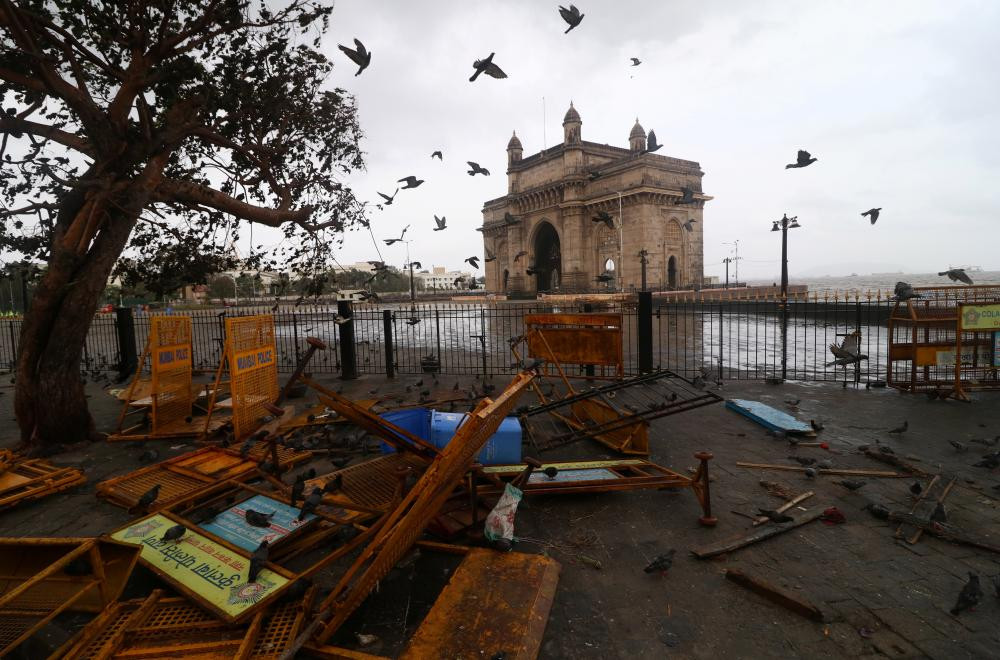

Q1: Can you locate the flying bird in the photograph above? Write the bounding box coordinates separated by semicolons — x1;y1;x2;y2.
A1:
433;215;447;231
337;38;371;76
826;331;868;366
513;250;528;263
467;161;491;176
469;52;507;82
893;281;921;301
592;210;614;230
680;186;695;204
398;176;424;189
383;224;410;245
558;4;585;33
453;276;465;288
939;268;973;285
465;256;480;269
630;57;642;66
430;150;443;160
861;208;881;225
950;573;982;615
377;188;399;206
682;218;697;232
334;314;351;325
645;130;663;153
785;149;817;169
484;247;496;262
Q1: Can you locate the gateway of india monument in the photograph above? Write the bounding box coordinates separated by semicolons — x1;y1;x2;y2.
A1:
481;102;710;296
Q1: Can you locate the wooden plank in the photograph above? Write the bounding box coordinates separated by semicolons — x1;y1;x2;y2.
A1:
752;491;814;527
735;462;901;478
894;475;940;539
724;569;825;621
401;549;560;659
691;508;826;559
886;511;1000;554
726;399;813;435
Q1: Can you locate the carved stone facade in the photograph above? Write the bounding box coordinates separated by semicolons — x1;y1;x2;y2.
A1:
481;103;710;294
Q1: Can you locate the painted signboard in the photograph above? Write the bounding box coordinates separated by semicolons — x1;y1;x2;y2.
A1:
232;346;276;375
527;468;620;484
153;343;191;370
201;494;315;552
111;514;289;620
935;347;981;368
994;332;1000;368
960;304;1000;331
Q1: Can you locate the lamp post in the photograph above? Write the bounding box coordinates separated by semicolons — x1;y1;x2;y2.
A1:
617;191;624;293
771;214;801;380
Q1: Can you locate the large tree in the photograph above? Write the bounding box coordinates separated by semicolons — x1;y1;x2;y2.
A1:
0;0;366;449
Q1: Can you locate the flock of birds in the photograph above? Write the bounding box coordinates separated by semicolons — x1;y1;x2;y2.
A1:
332;6;670;290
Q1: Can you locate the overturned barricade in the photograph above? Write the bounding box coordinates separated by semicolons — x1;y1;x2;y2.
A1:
0;537;142;657
0;451;86;512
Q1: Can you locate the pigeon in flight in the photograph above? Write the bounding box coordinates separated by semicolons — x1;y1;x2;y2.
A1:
950;573;982;615
682;218;697;232
592;210;614;230
939;268;974;285
467;161;490;176
453;276;465;288
433;215;447;231
861;208;881;225
430;150;443;160
465;256;480;269
785;149;817;169
893;281;921;301
398;176;424;189
377;188;399;206
338;38;371;76
470;52;507;82
680;186;695;204
503;211;520;225
484;247;496;262
644;130;663;153
559;4;585;33
513;250;528;262
826;331;868;366
368;260;389;271
383;224;410;245
630;57;642;66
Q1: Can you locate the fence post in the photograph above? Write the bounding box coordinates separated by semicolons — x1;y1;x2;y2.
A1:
638;291;653;374
718;303;724;380
383;309;395;378
114;307;138;381
338;300;357;379
8;320;17;367
583;303;595;377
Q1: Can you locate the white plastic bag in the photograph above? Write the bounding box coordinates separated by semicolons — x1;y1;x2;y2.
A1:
484;482;523;546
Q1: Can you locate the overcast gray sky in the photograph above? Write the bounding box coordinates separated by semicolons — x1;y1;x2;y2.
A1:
250;0;1000;280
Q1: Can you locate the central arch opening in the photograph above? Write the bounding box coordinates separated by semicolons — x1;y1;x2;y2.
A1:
668;256;678;288
532;222;561;291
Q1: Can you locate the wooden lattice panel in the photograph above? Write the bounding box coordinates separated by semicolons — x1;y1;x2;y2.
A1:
97;444;310;511
309;453;427;512
0;456;86;512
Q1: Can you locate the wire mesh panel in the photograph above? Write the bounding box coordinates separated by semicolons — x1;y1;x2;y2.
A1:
226;315;279;439
149;316;193;433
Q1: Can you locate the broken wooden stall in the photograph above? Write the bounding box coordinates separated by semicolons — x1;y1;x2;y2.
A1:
0;537;142;657
52;586;316;659
96;443;311;513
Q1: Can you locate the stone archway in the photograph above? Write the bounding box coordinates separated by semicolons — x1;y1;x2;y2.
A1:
532;221;561;291
668;256;678;288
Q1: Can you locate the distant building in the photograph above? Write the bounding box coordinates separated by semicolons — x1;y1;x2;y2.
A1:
332;261;377;274
416;266;474;290
481;102;710;294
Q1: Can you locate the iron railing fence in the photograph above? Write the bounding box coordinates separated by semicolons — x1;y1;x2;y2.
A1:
1;298;895;383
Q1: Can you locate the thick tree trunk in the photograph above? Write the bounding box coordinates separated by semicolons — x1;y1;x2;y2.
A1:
14;195;141;451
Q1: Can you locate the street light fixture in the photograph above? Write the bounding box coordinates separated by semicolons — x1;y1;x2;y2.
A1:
772;213;801;380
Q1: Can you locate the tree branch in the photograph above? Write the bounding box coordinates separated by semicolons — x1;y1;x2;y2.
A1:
156;178;313;228
0;115;92;153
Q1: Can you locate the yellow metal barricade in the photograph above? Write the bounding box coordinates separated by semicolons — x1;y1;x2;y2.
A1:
149;316;193;433
225;314;279;439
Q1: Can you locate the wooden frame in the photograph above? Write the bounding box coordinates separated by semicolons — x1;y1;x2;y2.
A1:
0;537;142;657
96;443;311;512
524;312;624;378
0;454;85;511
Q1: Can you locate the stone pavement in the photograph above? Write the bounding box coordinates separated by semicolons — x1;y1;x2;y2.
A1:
2;375;999;659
